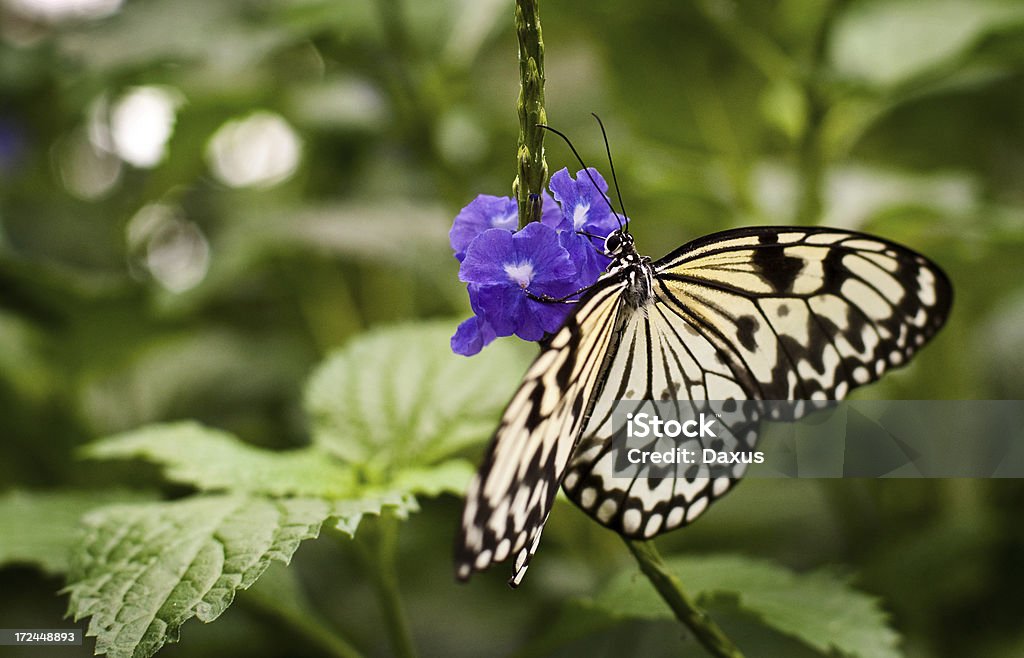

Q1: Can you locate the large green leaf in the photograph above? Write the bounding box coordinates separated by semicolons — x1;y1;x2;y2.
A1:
71;321;530;658
586;554;900;658
304;321;530;474
65;493;412;658
84;420;475;500
84;421;357;498
0;490;155;576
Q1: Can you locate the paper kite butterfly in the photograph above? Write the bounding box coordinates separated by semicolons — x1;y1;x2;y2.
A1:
455;175;952;589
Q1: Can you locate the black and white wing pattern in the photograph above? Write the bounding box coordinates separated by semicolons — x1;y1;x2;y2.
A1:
457;226;952;585
563;227;952;536
455;277;630;586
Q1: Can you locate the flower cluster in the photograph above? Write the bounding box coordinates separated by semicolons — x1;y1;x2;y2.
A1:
450;167;621;356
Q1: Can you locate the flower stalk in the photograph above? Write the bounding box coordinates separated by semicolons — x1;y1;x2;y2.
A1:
624;538;745;658
513;0;548;229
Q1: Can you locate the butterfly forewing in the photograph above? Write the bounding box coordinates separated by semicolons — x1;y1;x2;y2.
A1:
457;226;952;583
658;228;951;400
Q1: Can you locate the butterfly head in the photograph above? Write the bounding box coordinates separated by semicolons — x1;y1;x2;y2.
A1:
604;227;635;258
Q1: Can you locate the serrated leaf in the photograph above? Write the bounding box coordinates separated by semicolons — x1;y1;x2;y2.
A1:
84;421;357;498
325;491;418;536
389;459;476;498
66;493;409;658
0;490;156;575
304;321;530;474
587;554;900;658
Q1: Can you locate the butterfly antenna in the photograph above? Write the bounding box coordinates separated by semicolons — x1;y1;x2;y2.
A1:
537;123;625;233
591;113;629;231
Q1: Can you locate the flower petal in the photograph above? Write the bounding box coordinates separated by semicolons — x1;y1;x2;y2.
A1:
471;284;523;336
560;230;613;289
449;195;518;262
511;222;576;289
459;228;517;284
549;167;620;238
450;315;497;356
539;190;562;229
528;297;575;336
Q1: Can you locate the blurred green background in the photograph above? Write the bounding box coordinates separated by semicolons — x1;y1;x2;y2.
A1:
1;0;1023;656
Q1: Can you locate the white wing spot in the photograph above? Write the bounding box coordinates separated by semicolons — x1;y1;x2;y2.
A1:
514;548;528;572
685;496;709;522
644;514;663;537
597;499;618;523
623;508;642;535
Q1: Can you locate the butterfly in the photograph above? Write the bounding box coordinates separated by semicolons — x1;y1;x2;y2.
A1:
453;214;952;586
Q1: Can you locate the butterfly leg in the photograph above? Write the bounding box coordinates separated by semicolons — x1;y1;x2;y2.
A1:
525;283;595;305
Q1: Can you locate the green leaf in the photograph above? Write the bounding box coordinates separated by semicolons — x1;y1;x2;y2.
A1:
84;421;357;498
829;0;1024;88
759;79;808;142
389;459;476;498
65;493;410;658
587;554;900;658
304;321;530;474
0;490;155;576
59;0;292;78
84;420;471;501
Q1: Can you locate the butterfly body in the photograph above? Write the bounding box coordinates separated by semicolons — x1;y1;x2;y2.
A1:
456;225;951;586
600;229;654;309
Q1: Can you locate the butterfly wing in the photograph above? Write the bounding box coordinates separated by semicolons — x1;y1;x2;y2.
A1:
455;276;629;586
563;226;953;537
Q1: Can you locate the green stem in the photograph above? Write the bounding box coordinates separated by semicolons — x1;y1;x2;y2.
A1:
794;1;843;225
624;539;745;658
242;573;365;658
795;91;825;225
256;601;364;658
365;514;418;658
513;0;548;228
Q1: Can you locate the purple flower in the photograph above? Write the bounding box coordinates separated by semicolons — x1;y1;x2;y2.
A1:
452;223;577;355
451;315;497;357
547;168;621;286
449;195;518;262
449;168;624;356
449;193;561;262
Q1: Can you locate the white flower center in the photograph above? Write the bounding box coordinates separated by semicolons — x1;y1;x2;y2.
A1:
572;202;590;230
503;261;535;288
492;211;517;228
